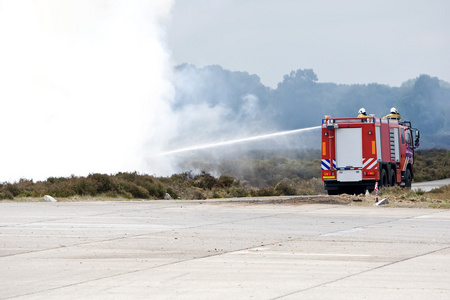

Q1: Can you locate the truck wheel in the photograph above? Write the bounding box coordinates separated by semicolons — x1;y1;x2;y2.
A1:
405;169;412;189
389;169;396;186
380;169;388;187
327;189;339;195
355;187;366;195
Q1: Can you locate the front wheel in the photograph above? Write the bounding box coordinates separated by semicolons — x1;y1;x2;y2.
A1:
405;169;412;189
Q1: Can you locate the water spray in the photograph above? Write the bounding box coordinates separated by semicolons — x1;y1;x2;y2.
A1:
158;125;321;156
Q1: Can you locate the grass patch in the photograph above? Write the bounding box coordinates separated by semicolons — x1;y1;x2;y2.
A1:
378;185;450;208
414;149;450;182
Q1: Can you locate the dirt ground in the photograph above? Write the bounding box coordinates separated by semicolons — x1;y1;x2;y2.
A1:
3;192;449;209
223;193;450;209
285;194;450;209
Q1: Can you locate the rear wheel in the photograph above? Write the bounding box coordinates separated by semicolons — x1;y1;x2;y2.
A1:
327;189;339;195
380;169;388;187
389;169;396;186
355;187;366;195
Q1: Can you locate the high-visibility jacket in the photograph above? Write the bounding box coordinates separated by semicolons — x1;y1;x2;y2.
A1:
358;113;368;118
384;113;402;119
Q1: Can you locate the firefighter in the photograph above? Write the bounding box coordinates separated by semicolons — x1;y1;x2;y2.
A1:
357;108;368;118
384;107;402;119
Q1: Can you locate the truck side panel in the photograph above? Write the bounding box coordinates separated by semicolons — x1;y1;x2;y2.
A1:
380;120;391;162
375;126;382;161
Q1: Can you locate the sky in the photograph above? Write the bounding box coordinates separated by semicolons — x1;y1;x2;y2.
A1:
168;0;450;88
0;0;448;182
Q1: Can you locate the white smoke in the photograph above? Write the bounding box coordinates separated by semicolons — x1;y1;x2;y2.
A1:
0;0;175;182
240;94;259;118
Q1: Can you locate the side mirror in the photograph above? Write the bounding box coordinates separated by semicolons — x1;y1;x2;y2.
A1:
413;129;420;148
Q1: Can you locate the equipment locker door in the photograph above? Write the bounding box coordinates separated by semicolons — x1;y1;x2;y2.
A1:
335;128;362;182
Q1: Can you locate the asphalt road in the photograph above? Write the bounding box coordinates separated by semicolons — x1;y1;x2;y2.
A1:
412;178;450;192
1;199;450;299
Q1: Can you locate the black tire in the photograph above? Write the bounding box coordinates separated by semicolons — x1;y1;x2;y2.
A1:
380;169;388;187
405;169;412;189
327;189;339;195
389;169;396;186
355;187;366;195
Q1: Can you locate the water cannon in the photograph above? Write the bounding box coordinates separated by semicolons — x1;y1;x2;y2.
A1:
323;115;337;130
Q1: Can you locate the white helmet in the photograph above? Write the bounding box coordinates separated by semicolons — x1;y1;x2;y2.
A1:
390;107;398;114
358;108;366;114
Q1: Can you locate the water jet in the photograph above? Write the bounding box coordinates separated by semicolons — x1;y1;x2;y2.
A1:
158;125;321;156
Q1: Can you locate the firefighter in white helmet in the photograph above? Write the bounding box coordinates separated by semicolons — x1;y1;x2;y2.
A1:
357;108;368;118
384;107;402;119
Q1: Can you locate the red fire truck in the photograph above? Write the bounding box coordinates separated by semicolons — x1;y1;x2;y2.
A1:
321;115;420;195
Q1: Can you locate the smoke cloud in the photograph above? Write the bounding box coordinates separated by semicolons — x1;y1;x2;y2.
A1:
157;64;321;177
0;0;175;182
0;1;321;183
168;64;276;151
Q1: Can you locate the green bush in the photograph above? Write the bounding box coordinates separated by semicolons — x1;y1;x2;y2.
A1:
218;175;234;188
122;182;150;199
252;188;276;197
47;177;69;184
415;149;450;182
193;172;217;190
190;188;206;200
0;153;331;201
149;183;165;198
47;182;76;198
166;187;178;199
212;188;227;198
5;184;21;197
227;186;249;198
104;190;120;198
88;173;116;194
297;178;326;195
0;191;14;200
73;178;97;196
274;180;297;196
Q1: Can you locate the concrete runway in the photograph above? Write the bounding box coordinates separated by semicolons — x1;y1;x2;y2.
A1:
1;199;450;299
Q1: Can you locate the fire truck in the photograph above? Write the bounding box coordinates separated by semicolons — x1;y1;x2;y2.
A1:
321;115;420;195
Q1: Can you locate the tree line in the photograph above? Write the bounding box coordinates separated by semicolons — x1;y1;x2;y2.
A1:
173;64;450;149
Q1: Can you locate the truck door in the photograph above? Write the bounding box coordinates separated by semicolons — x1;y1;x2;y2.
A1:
335;127;363;182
